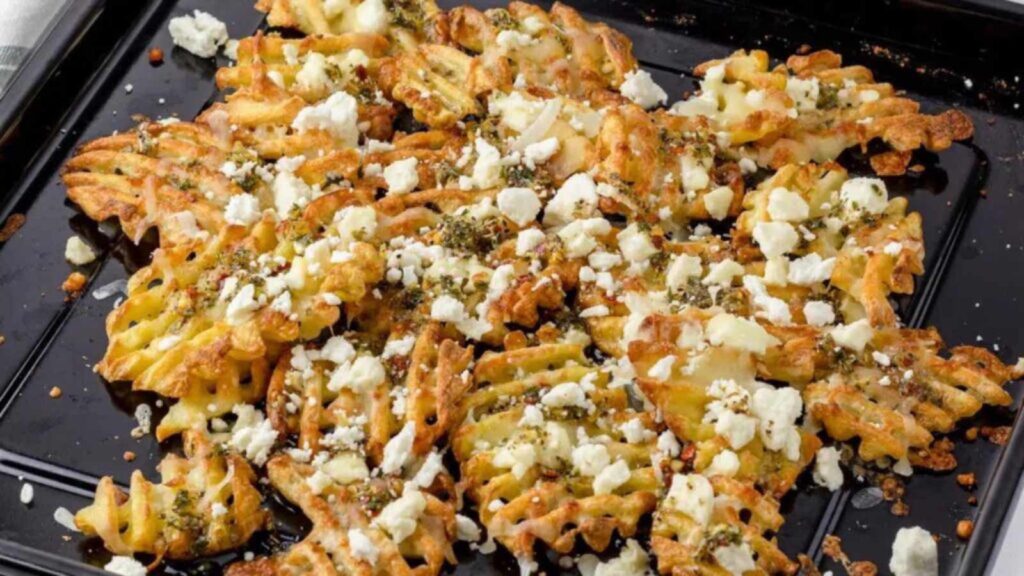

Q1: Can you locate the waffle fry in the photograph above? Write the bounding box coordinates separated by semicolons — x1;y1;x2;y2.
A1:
75;431;267;559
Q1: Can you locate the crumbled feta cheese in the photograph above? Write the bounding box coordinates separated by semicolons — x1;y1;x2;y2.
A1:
620;69;668;109
558;218;612;258
705;450;740;477
373;488;426;543
706;313;779;355
19;483;33;505
544;173;599;228
752;221;799;258
813;447;844;491
292;92;360;147
572;443;611;476
702;259;744;286
516;228;546;256
593;539;649;576
767;187;810;222
872;351;892;367
431;295;467;323
348;528;379;563
470;138;503;189
647;355;676;382
763;257;789;286
496;30;537;52
579;305;610;318
225;284;260;325
830;319;874;352
497;187;542;226
494;443;537;479
743;275;792;325
666;254;703;291
840;177;889;216
786;76;820;111
65;236;96;265
617;223;658;263
541;382;589;410
619;418;655;444
104;556;148;576
225;194;261;226
713;543;757;576
383;157;419;196
456;514;482;542
889;526;938;576
53;506;78;532
354;0;389;33
168;10;228;58
666;473;714;525
680;154;710;193
380;421;416;475
228;405;279;466
803;301;836;327
703;186;734;220
787;253;836;286
750;387;803;461
523;137;560;168
329;355;386;393
130;403;152;438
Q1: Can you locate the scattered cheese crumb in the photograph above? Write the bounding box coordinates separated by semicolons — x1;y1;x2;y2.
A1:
168;10;228;58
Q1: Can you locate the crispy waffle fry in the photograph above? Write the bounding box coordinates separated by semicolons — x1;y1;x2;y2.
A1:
75;431;267;560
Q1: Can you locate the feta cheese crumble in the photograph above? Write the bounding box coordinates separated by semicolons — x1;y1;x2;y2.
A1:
168;10;229;58
65;236;96;265
889;526;938;576
620;69;668;109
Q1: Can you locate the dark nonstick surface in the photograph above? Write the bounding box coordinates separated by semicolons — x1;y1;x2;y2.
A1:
0;0;1022;574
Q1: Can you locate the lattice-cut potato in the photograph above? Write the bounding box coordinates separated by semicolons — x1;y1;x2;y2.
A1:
451;343;662;562
651;475;797;576
225;454;457;576
216;32;390;103
377;43;484;128
802;326;1015;464
447;1;636;99
75;430;267;560
96;188;384;439
628;314;820;498
62;120;239;243
255;0;444;46
675;49;973;171
736;162;925;327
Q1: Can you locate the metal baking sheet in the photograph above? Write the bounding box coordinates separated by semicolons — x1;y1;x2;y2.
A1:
0;0;1021;574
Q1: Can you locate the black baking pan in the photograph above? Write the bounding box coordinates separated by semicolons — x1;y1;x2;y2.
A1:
0;0;1021;574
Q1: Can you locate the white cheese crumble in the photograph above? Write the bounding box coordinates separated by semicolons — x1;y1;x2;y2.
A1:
516;228;546;256
497;187;542;226
168;10;228;58
292;92;360;147
523;137;560;168
829;319;874;352
355;0;390;33
647;355;676;382
889;526;938;576
572;443;611;476
593;539;649;576
767;187;810;222
104;556;148;576
383;157;419;196
813;446;844;491
65;236;96;265
380;421;416;475
620;69;668;109
666;473;714;525
665;255;702;292
803;301;836;327
703;186;734;220
703;259;744;286
544;173;599;227
705;450;740;477
53;507;79;532
617;223;658;263
224;194;261;226
456;514;482;542
706;313;779;355
594;449;639;488
373;488;426;543
787;253;836;286
752;221;799;259
840;177;889;216
19;483;33;505
228;404;279;466
713;543;757;576
348;528;379;563
750;387;803;461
